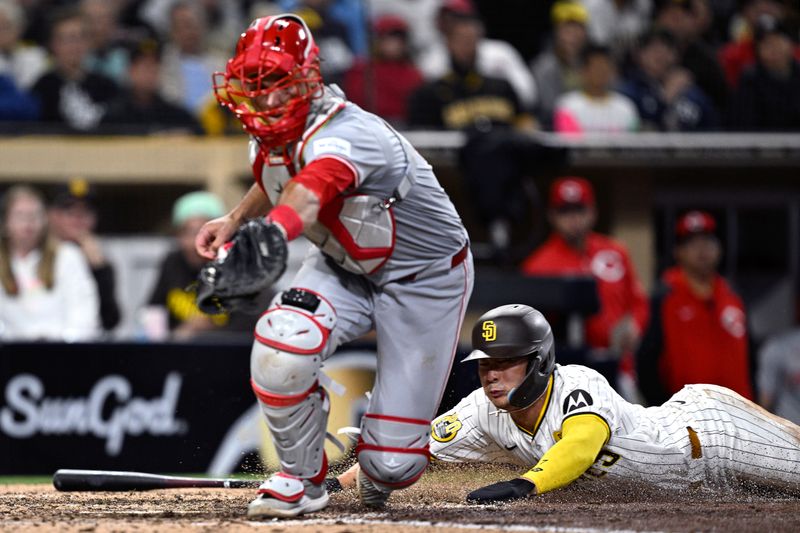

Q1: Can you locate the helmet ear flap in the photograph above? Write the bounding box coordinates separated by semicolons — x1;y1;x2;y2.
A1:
507;345;555;409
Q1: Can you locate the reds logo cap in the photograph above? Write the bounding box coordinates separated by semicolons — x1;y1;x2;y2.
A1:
676;210;716;241
549;177;595;209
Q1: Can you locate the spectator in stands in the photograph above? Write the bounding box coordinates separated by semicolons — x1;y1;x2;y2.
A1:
758;328;800;424
0;73;39;121
138;0;244;55
48;178;121;334
276;0;368;58
553;44;640;133
582;0;653;61
718;0;800;88
0;185;99;341
146;191;263;341
728;15;800;131
417;0;538;111
0;0;48;90
101;38;203;135
291;0;354;87
408;10;563;260
344;15;423;126
147;191;226;340
80;0;131;85
368;0;440;59
30;6;119;132
531;1;591;130
637;210;754;406
520;177;649;395
653;0;729;117
159;1;226;118
619;29;718;131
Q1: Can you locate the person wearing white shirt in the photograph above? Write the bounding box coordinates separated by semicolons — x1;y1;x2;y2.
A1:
416;0;538;111
0;185;99;341
553;43;639;133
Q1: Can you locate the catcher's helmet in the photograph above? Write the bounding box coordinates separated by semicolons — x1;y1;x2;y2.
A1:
213;14;322;148
462;304;555;409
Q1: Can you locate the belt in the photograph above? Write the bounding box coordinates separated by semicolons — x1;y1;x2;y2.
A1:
400;244;469;283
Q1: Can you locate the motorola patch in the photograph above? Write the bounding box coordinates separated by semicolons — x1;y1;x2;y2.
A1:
431;413;462;443
563;389;593;414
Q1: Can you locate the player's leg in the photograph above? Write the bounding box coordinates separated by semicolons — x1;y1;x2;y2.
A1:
697;385;800;493
357;255;474;506
248;252;374;518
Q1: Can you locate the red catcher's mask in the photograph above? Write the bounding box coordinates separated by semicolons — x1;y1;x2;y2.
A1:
213;14;322;149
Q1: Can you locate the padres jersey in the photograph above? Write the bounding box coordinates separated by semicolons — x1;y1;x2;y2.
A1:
431;364;800;491
250;85;468;285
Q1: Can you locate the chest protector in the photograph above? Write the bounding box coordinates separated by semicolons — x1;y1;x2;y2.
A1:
253;86;415;275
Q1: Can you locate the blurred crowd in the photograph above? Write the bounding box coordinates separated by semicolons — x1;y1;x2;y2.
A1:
0;0;798;134
0;1;799;420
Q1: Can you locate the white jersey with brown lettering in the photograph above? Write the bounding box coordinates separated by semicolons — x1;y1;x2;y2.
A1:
431;364;800;491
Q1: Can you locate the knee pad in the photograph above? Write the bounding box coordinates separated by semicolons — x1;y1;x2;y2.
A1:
250;288;336;480
250;288;336;396
356;413;430;490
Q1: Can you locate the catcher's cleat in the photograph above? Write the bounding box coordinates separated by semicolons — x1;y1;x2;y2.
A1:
357;469;391;509
247;473;328;519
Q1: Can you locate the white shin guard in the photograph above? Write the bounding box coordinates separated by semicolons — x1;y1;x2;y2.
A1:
250;289;336;481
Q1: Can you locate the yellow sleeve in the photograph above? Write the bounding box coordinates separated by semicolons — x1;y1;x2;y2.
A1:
521;413;610;494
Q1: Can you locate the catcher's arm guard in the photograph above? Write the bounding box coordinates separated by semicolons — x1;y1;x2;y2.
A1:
196;219;288;314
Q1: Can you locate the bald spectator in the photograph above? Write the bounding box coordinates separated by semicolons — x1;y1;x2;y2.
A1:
637;211;754;406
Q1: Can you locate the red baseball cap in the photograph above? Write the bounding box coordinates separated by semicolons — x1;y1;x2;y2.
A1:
374;15;409;36
549;177;595;209
440;0;476;16
676;210;717;240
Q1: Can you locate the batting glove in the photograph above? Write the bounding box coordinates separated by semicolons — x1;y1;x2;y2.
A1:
466;478;535;504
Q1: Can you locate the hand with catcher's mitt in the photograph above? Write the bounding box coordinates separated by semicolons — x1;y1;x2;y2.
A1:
196;219;288;314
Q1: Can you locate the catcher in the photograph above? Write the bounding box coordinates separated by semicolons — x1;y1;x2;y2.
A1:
330;305;800;501
195;14;473;518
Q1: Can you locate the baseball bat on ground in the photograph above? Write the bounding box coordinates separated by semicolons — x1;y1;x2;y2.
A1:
53;469;261;491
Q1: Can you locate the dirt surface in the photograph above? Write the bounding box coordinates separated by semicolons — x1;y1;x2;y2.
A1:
2;464;799;532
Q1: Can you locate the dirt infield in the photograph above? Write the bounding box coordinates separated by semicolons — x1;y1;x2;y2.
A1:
2;464;799;532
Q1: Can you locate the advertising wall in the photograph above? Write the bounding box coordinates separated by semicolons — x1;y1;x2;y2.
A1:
0;342;479;476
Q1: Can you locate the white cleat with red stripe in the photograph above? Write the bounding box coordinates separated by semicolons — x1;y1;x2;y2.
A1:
247;473;329;519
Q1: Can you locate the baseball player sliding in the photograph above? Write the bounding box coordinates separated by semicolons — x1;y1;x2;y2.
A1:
193;14;473;518
331;305;800;501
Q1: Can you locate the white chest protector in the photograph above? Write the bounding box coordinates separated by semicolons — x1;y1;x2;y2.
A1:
250;87;415;276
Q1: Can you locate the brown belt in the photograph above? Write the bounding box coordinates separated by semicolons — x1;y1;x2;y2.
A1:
400;244;469;283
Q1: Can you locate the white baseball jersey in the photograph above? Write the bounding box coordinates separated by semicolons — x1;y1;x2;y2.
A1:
431;364;800;492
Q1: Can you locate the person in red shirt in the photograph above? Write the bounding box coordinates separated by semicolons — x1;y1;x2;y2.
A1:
343;15;423;127
637;210;754;406
520;177;649;395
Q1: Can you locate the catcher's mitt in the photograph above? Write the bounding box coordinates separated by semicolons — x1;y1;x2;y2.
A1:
196;219;288;314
